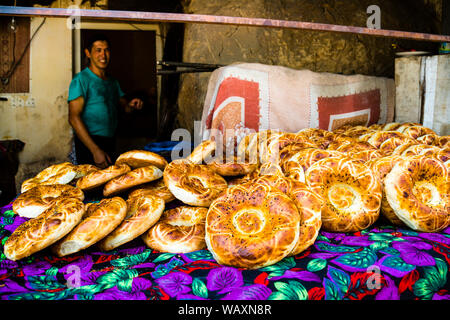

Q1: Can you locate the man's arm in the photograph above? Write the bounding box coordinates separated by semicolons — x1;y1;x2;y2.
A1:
68;96;111;168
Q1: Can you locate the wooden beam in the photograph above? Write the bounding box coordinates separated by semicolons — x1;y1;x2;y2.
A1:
1;5;450;42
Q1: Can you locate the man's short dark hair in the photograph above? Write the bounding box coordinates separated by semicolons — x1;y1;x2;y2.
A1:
85;33;111;52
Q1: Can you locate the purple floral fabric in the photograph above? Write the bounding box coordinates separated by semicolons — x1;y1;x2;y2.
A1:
1;202;449;300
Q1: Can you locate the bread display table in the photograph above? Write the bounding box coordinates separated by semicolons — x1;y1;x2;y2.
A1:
1;200;449;300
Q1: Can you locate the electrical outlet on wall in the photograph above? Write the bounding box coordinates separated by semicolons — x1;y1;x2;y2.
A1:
10;96;19;107
16;97;24;107
25;97;35;107
9;95;35;107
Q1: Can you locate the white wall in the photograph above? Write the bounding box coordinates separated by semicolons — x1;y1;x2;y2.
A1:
0;17;73;164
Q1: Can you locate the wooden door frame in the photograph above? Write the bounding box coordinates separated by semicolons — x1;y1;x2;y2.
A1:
72;20;163;127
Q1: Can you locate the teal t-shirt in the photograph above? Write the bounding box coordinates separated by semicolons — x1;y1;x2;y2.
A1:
68;67;125;137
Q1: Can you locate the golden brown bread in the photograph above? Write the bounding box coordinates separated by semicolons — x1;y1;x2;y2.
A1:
76;164;131;190
21;162;78;193
438;136;450;149
205;182;300;269
186;139;217;164
394;122;421;133
342;125;375;138
384;156;449;232
401;144;441;157
13;184;84;218
264;132;316;163
415;133;440;146
98;194;165;251
325;134;357;151
142;206;208;253
433;148;450;164
382;122;402;131
305;156;382;232
347;149;384;163
403;125;435;139
378;136;416;155
280;148;344;182
252;175;324;256
334;140;377;153
128;178;175;203
367;155;406;227
52;197;127;256
115;150;168;169
103;165;163;197
362;131;408;149
4;198;85;261
237;130;279;164
391;142;418;156
207;155;258;177
163;159;227;207
296;128;334;149
73;164;100;179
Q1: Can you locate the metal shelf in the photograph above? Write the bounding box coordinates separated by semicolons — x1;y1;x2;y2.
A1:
0;5;449;43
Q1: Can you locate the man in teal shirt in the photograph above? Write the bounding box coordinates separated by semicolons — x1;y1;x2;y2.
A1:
68;34;143;168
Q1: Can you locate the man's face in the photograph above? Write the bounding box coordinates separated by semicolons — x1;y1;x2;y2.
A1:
85;40;110;70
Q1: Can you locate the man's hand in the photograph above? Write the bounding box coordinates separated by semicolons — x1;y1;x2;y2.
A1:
127;98;143;111
92;148;112;169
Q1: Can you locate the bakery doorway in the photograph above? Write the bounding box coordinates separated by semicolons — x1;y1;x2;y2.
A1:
79;28;158;155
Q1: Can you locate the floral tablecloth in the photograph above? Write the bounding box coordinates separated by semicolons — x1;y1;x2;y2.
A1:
1;201;449;300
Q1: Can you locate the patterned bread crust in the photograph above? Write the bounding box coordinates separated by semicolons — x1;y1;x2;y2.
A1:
73;164;99;179
433;148;450;164
367;155;405;226
305;157;382;232
103;165;163;197
163;159;227;207
391;142;418;156
52;197;127;256
378;136;416;155
142;206;208;253
342;126;375;138
252;175;324;256
4;198;85;261
382;122;402;131
403;125;435;140
264;132;317;163
296;128;334;149
226;169;260;187
365;131;409;149
205;182;300;269
128;179;175;203
438;136;450;149
21;162;78;193
243;129;279;162
335;140;376;153
384;156;449;232
207;155;258;177
347;149;384;163
98;194;165;251
13;184;84;218
401;144;441;157
186;140;217;164
394;122;421;133
76;164;131;190
115;150;168;169
415;133;440;146
325;134;356;151
368;123;383;131
280;148;344;182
